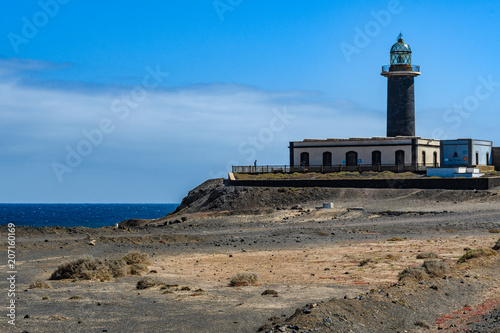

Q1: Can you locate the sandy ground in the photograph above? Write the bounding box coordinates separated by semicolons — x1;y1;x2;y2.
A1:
1;189;499;332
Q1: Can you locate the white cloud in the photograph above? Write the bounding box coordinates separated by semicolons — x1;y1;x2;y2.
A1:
0;57;385;202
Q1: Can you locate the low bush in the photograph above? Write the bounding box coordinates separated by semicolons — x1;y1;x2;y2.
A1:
422;260;450;277
398;267;427;282
122;252;151;266
229;273;259;287
136;277;163;290
458;248;497;263
398;259;450;281
29;280;51;289
416;252;440;259
50;252;151;282
387;237;404;242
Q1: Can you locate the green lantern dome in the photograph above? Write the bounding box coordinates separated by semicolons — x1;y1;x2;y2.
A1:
390;33;412;66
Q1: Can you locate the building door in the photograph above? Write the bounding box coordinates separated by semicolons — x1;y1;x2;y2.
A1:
300;152;309;167
433;152;438;167
372;151;381;166
475;152;479;165
322;152;332;166
346;151;358;166
487;153;490;165
395;150;405;166
422;151;426;166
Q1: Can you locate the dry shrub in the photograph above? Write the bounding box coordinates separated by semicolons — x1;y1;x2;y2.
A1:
136;277;163;289
229;272;259;287
398;260;450;281
398;267;427;282
493;239;500;251
50;252;151;282
122;252;151;266
261;289;279;296
416;252;440;259
458;248;497;263
106;259;129;278
387;237;404;242
129;264;149;276
422;260;450;277
359;258;371;266
29;280;51;289
488;229;500;234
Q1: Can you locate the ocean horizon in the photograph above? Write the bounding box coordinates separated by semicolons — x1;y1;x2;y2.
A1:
0;203;179;228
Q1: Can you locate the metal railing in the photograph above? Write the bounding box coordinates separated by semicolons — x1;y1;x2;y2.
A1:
232;163;438;174
381;65;420;74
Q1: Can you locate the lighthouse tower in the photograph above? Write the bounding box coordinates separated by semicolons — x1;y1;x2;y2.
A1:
381;33;420;137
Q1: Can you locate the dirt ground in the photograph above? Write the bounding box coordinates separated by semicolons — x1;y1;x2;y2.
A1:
1;185;499;332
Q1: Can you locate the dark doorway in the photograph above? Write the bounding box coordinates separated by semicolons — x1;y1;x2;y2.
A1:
422;151;426;166
487;153;490;165
323;152;332;166
372;151;381;166
395;150;405;166
346;151;358;166
475;152;479;165
300;152;309;167
433;151;438;167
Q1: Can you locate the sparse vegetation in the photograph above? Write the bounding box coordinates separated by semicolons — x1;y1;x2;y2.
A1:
261;289;279;296
136;277;163;289
387;237;404;242
233;171;421;181
29;280;51;289
422;260;450;277
493;239;500;251
359;258;372;266
398;267;427;281
229;272;259;287
398;259;450;281
50;252;151;282
416;252;440;259
414;321;431;329
457;248;497;263
488;229;500;233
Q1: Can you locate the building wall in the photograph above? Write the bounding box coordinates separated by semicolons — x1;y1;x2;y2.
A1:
441;139;492;167
471;140;492;165
292;145;413;166
493;147;500;171
290;138;440;167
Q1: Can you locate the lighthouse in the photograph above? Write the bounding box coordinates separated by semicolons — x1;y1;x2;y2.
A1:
381;33;420;137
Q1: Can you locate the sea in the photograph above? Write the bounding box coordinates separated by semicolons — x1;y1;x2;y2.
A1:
0;203;179;228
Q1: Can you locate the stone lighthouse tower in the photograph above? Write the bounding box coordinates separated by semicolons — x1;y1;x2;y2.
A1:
381;33;420;137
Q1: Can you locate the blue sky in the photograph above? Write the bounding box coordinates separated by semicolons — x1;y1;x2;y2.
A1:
1;0;500;203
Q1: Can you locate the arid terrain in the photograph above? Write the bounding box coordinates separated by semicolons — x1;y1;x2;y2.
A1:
1;179;499;332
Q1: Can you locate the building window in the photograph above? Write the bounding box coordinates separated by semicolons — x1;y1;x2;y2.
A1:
395;150;405;166
487;153;490;165
422;151;426;166
346;151;358;166
300;152;310;167
433;151;438;167
476;152;479;165
372;151;381;166
323;152;332;166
